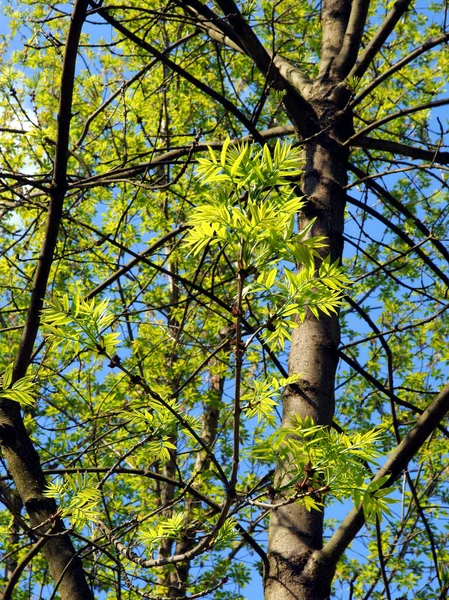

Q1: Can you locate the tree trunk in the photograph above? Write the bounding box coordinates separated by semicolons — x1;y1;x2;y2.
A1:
0;403;95;599
265;89;352;600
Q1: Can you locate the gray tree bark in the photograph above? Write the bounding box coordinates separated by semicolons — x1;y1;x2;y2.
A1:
265;94;351;600
265;1;357;597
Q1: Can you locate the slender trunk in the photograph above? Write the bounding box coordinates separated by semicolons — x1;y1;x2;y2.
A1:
265;91;352;600
168;371;222;597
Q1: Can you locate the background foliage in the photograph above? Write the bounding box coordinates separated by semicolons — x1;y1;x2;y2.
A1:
1;0;449;599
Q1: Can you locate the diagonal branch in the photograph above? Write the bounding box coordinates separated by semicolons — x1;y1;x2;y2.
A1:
213;0;312;94
181;0;313;112
3;534;50;600
67;124;297;189
351;31;449;107
348;0;412;80
349;163;449;265
179;0;245;53
341;302;449;356
346;194;449;288
318;381;449;567
89;1;264;142
204;0;316;136
338;349;449;438
85;226;189;300
346;97;449;144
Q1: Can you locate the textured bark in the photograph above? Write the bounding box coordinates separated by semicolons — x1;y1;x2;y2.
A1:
263;0;359;594
265;94;351;599
0;405;94;599
264;0;355;580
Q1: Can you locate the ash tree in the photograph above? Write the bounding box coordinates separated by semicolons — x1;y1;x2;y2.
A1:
1;0;449;599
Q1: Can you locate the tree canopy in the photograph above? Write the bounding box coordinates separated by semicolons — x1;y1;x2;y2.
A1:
1;0;449;599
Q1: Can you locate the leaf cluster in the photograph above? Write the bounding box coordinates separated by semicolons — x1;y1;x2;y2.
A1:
0;364;36;407
43;474;101;530
250;417;397;519
41;294;120;358
185;139;349;348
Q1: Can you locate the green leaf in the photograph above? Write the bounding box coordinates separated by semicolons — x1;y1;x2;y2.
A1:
0;366;37;407
1;364;13;389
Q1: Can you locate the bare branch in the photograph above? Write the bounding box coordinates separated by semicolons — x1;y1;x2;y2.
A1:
199;0;317;137
333;0;371;79
375;517;392;600
67;125;297;189
180;0;245;53
352;31;449;107
346;194;449;287
214;0;312;94
351;135;449;164
338;349;449;438
349;163;449;265
348;0;412;80
346;97;449;144
85;226;189;300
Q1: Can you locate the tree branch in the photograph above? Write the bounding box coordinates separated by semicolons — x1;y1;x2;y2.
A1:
351;135;449;164
68;124;297;188
319;382;449;567
0;2;95;598
179;0;245;53
214;0;312;94
333;0;370;79
352;31;449;107
347;97;449;144
75;32;197;148
346;194;449;288
204;0;318;138
85;226;189;300
349;163;449;265
89;2;264;142
13;0;88;377
348;0;412;80
3;534;50;600
341;302;449;355
338;349;449;438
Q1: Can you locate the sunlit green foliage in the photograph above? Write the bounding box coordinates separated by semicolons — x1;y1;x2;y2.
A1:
0;364;36;407
0;0;448;598
43;474;102;529
186;140;348;349
250;416;396;518
41;295;120;357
